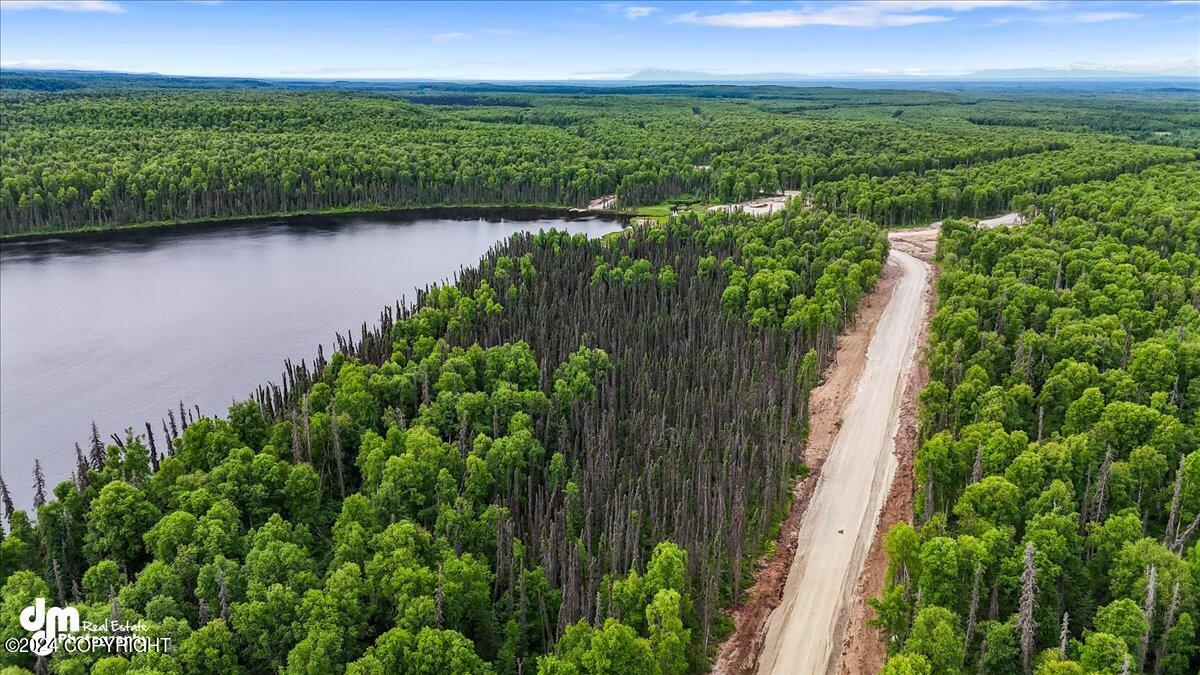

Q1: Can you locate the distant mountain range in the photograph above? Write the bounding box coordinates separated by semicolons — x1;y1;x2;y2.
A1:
625;62;1200;82
3;63;1197;92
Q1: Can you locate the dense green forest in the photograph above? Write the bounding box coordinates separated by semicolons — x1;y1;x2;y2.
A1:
874;161;1200;674
2;75;1196;235
2;77;1198;674
0;202;886;672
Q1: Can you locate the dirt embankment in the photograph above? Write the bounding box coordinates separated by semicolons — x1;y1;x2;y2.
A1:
712;263;899;674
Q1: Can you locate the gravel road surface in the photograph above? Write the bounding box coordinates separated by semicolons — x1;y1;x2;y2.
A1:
757;246;930;675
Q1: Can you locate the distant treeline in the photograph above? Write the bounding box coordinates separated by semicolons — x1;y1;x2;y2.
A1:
2;81;1196;235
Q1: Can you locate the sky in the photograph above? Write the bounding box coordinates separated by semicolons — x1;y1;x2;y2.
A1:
1;0;1198;80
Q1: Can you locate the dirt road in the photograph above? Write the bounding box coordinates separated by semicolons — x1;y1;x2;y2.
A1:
757;244;931;675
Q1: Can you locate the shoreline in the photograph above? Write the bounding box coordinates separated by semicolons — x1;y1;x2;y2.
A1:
0;203;632;244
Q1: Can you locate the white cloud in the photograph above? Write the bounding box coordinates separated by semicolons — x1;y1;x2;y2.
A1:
1;58;103;68
428;28;521;43
602;4;660;21
1006;9;1145;25
0;0;123;11
623;6;658;20
674;8;944;28
673;1;1050;29
989;5;1146;26
1061;59;1199;74
867;1;1047;10
571;67;639;79
1073;11;1142;23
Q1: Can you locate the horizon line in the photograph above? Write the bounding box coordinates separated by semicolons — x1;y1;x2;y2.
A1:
4;65;1200;84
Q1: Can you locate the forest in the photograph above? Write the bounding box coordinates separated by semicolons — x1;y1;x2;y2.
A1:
1;76;1198;674
0;201;887;672
1;75;1196;235
874;162;1200;673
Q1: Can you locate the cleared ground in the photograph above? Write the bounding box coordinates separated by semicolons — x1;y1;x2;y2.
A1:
708;191;803;217
757;244;931;675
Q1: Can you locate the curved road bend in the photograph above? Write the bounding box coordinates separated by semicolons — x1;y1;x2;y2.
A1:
758;246;931;674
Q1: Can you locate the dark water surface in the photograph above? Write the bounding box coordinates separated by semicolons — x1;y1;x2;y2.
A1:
0;210;624;507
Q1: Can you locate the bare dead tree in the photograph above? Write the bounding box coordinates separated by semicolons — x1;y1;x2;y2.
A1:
965;562;983;652
32;460;46;510
1090;450;1114;524
1162;456;1184;546
923;463;935;524
1079;465;1094;538
1152;582;1181;675
89;420;105;469
162;419;175;456
331;402;345;499
1138;565;1157;670
218;568;231;624
109;584;121;624
0;474;15;524
72;443;89;489
1059;612;1069;660
301;395;313;463
1171;511;1199;554
289;409;304;465
1019;541;1038;675
145;422;159;472
52;557;65;606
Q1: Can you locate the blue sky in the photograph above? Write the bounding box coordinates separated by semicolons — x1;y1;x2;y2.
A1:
1;0;1197;80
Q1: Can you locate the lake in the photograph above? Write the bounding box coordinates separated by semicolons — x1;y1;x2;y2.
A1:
0;210;624;508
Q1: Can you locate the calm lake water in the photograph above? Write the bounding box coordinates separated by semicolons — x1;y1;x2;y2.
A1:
0;210;624;508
